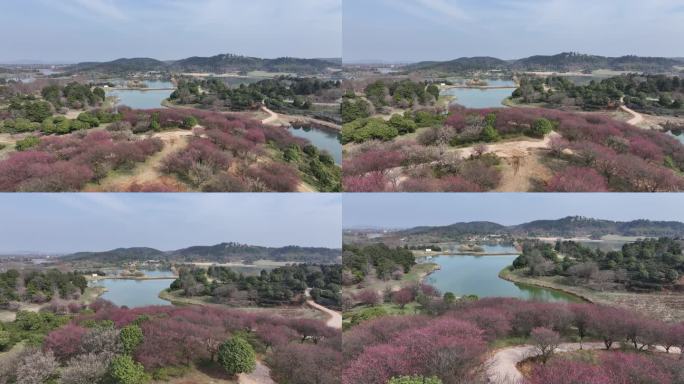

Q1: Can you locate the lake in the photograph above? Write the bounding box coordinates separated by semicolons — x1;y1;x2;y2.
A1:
107;80;174;109
92;278;173;308
422;246;581;302
668;131;684;144
287;126;341;164
443;87;514;109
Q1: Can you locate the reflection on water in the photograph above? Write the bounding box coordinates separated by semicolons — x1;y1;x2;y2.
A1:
92;279;173;308
423;254;581;303
443;87;514;109
107;80;174;109
668;131;684;144
441;78;515;109
287;126;341;164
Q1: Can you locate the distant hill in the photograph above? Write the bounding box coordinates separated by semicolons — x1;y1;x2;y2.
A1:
401;221;508;238
396;216;684;240
64;54;340;75
68;58;167;73
62;242;341;264
406;52;681;74
407;57;509;73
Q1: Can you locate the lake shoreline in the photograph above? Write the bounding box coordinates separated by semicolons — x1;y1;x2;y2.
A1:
498;268;591;303
418;251;582;302
498;268;684;322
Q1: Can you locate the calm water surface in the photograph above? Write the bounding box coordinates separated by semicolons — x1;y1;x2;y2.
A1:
92;279;173;308
442;78;515;109
668;131;684;144
423;244;581;302
287;126;341;164
107;80;174;109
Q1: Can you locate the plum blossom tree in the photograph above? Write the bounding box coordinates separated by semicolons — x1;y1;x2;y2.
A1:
530;327;561;364
392;288;415;309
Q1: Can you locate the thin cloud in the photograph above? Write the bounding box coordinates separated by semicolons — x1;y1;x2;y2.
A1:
416;0;470;21
73;0;130;21
45;0;130;21
382;0;470;24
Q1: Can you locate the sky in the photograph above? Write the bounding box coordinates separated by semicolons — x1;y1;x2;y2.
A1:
0;0;341;63
343;0;684;63
343;193;684;228
0;194;341;253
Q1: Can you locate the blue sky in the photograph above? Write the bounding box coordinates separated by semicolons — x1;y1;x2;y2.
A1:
0;194;341;253
343;194;684;228
0;0;341;63
343;0;684;62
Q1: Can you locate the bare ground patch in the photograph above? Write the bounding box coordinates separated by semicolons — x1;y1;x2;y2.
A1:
86;130;192;191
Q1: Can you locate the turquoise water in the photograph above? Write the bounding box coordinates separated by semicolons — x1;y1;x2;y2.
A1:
288;126;341;164
444;87;514;108
92;279;173;308
423;253;582;302
107;80;174;109
668;131;684;144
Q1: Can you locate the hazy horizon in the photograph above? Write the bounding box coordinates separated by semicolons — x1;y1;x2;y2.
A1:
344;0;684;63
0;194;341;254
343;194;684;228
0;0;341;63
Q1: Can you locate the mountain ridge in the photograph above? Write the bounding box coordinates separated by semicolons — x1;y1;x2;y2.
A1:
405;52;683;73
62;242;341;264
63;53;341;75
395;216;684;239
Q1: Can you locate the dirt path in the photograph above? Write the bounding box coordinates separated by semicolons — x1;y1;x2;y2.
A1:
453;132;558;160
495;150;552;192
377;132;558;192
0;342;26;365
91;129;192;191
485;342;682;384
296;182;316;193
260;105;340;131
260;106;280;126
305;289;342;329
620;105;644;127
238;361;275;384
619;96;645;127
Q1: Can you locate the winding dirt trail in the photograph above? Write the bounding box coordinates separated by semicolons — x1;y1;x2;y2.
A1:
261;106;280;126
305;288;343;329
485;342;682;384
619;96;645;127
238;361;276;384
621;104;645;127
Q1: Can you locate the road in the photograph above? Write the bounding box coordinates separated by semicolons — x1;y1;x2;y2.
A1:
619;96;645;127
485;342;682;384
261;106;280;125
305;288;343;329
239;361;276;384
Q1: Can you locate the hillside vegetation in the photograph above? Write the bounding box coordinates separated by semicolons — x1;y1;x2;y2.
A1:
407;52;683;74
396;216;684;241
64;54;340;75
512;237;684;291
63;242;341;265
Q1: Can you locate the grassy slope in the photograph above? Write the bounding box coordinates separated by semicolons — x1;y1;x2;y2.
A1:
501;268;684;322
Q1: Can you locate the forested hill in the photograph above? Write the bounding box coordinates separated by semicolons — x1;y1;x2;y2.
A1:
64;54;340;75
406;56;509;73
407;52;683;73
62;242;341;264
398;217;684;239
401;221;508;237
